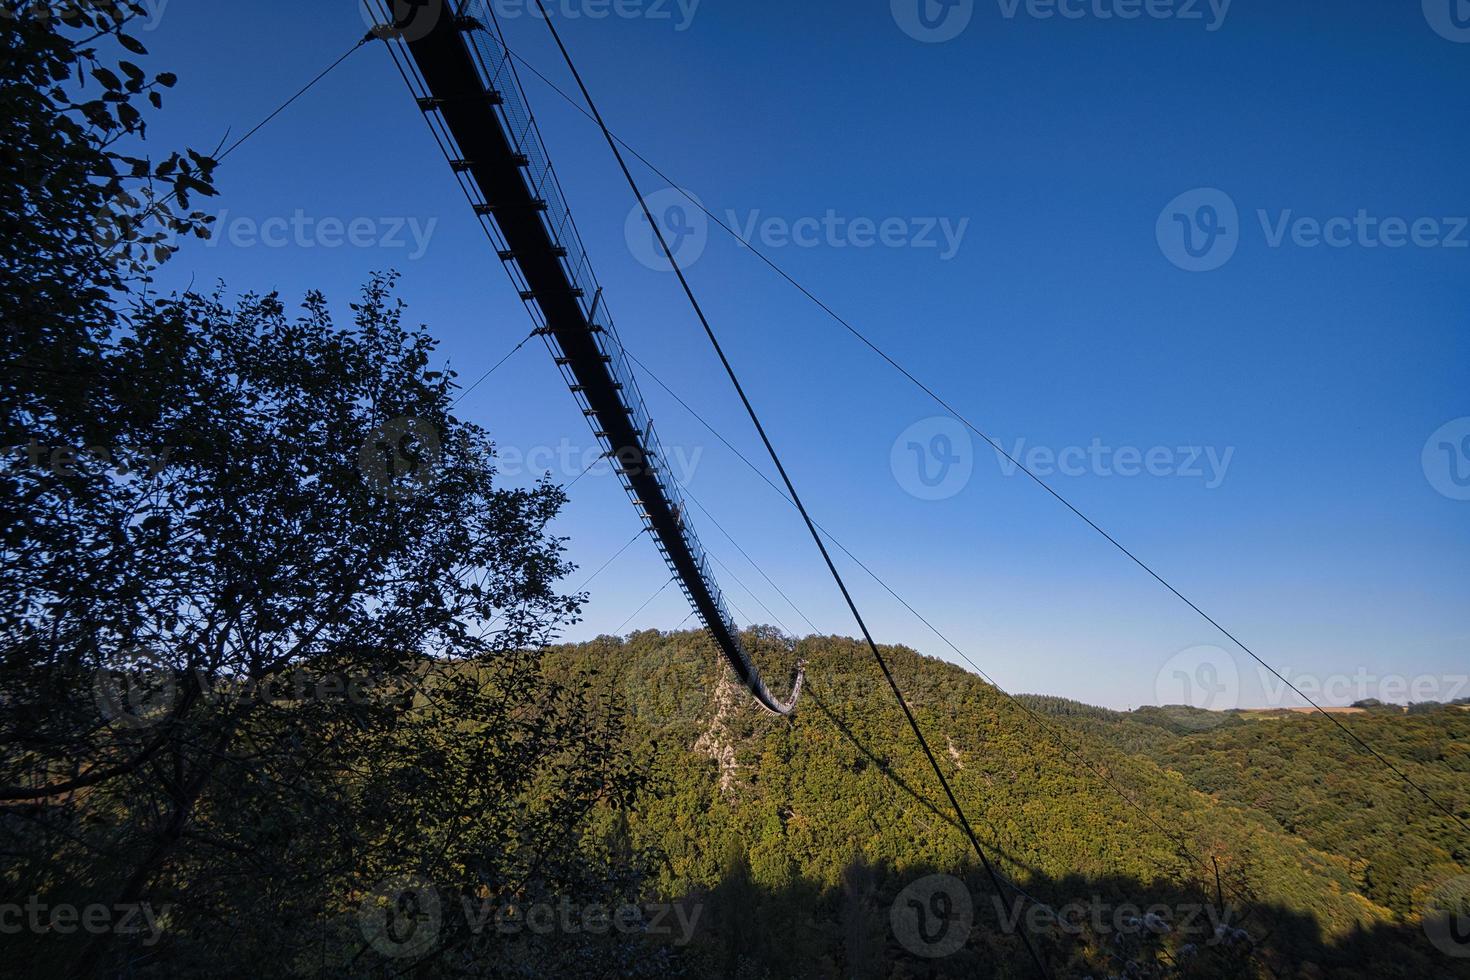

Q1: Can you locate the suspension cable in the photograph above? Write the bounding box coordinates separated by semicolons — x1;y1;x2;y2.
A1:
527;7;1052;975
496;36;1468;839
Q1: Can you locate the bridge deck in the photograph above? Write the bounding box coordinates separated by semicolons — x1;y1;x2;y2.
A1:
382;3;801;713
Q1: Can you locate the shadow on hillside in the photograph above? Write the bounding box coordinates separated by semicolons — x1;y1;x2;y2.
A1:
664;855;1470;980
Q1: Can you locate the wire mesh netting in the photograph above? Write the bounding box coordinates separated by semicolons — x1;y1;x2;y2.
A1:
450;3;752;670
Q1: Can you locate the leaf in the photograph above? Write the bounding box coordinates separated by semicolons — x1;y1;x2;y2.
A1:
156;71;178;88
92;67;122;91
180;175;217;199
118;34;148;56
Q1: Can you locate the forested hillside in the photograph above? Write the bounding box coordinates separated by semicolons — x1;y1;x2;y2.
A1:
541;629;1470;978
1016;691;1470;920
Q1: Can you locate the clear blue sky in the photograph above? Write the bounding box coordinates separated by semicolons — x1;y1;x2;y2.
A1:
133;1;1467;709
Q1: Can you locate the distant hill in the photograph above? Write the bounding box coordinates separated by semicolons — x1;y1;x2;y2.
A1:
541;630;1470;978
1020;687;1470;920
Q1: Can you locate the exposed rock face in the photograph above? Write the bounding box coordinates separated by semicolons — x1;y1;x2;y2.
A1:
694;671;741;795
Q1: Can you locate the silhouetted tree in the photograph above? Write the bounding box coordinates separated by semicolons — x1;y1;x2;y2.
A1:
1;9;650;977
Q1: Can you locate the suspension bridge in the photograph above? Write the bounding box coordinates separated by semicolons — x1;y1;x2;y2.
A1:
370;2;804;715
45;6;1461;975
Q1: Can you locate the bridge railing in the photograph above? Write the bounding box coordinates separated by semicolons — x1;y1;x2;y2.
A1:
459;5;746;645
